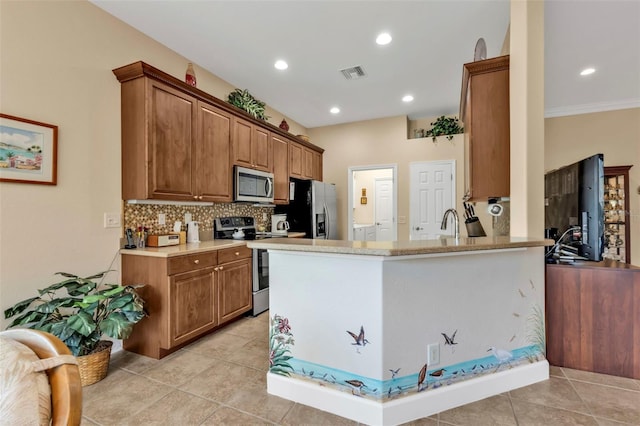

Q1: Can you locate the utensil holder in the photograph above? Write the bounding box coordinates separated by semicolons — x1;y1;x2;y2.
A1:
465;217;486;237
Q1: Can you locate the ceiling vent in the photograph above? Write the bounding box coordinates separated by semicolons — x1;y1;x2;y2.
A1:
340;66;366;80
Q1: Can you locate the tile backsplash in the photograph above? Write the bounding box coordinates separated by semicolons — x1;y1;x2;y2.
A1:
124;202;275;236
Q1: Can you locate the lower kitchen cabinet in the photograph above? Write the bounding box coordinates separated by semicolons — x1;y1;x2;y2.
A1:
121;245;252;359
169;267;217;347
218;257;252;323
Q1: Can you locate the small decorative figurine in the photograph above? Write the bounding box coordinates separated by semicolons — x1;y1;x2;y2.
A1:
279;119;290;131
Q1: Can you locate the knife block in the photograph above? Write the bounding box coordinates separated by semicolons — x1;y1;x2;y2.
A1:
465;217;486;237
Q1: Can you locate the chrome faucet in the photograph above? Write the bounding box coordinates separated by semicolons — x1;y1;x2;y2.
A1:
440;208;460;239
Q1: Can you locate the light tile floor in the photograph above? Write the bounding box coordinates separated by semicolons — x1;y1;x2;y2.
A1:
82;312;640;425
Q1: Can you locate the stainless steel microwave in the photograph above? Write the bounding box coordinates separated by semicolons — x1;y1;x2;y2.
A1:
234;166;274;203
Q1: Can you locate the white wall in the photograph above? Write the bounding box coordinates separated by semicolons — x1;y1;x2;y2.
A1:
0;1;307;327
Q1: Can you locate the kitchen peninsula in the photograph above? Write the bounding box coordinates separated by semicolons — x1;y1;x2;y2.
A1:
247;236;552;425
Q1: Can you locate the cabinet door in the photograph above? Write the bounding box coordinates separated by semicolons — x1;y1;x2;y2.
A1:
218;259;252;323
302;147;314;179
232;117;253;168
168;267;217;347
465;56;510;200
252;126;273;172
272;135;289;204
148;81;197;200
196;102;232;202
312;150;323;181
289;141;303;178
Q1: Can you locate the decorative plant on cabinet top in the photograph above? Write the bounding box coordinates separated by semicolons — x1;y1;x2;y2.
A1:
425;116;464;142
227;88;270;120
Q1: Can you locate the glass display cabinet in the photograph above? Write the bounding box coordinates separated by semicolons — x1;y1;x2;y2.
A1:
603;165;632;263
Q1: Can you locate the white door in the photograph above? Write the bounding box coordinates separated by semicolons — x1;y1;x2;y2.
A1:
374;178;395;240
410;161;455;240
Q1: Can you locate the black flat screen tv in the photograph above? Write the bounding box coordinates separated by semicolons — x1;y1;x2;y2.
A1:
544;153;604;261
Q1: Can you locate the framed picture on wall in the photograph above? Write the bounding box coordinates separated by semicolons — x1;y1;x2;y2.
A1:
0;113;58;185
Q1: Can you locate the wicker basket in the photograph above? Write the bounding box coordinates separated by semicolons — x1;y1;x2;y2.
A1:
76;340;112;386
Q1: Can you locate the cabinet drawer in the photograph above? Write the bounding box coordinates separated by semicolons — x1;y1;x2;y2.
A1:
218;245;252;264
168;252;217;276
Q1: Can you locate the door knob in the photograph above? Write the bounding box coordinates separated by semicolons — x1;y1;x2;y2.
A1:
414;226;423;231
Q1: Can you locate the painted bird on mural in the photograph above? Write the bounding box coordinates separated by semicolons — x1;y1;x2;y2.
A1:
442;330;458;346
417;363;428;392
345;379;366;396
347;326;370;353
488;346;514;369
429;368;446;378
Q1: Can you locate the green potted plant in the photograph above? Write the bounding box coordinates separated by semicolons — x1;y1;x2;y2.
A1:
4;271;146;385
425;116;464;142
227;88;270;120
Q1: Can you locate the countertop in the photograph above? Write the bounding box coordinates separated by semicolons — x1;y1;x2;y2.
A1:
120;232;306;258
246;236;554;256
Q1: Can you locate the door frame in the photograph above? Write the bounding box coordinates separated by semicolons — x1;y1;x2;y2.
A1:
347;164;398;241
409;160;456;240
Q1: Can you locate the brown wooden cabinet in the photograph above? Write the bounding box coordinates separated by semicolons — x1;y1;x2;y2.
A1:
169;266;217;347
546;261;640;379
121;245;252;359
272;134;289;204
312;150;323;181
217;257;252;323
232;117;273;172
603;165;632;263
196;102;233;201
460;55;510;200
289;140;322;180
114;61;324;204
115;70;232;202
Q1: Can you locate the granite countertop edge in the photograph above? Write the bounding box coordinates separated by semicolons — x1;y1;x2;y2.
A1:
119;240;247;258
119;231;307;258
246;237;554;257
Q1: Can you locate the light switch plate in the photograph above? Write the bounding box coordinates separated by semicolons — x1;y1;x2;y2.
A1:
104;213;121;228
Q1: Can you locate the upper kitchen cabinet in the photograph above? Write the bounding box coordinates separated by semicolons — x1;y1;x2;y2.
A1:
290;140;323;181
460;55;510;200
114;61;324;202
196;102;233;201
232;117;273;172
272;134;289;204
114;62;232;202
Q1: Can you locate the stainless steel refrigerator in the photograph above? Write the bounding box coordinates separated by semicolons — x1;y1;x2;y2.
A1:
276;178;338;239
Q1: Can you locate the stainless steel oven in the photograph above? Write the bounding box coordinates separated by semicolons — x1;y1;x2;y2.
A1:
252;248;269;316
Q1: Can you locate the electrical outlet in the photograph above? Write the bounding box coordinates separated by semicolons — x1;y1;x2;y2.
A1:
158;213;166;225
185;213;192;223
104;213;121;228
398;216;407;224
262;212;267;221
427;343;440;365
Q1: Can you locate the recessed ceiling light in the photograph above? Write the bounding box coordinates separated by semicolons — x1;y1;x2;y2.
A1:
330;107;340;114
580;67;595;76
274;60;288;70
376;33;392;45
402;95;414;103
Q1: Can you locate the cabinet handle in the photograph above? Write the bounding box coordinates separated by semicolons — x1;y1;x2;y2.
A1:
235;252;240;256
193;195;198;200
219;266;224;270
193;259;200;264
198;195;203;200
